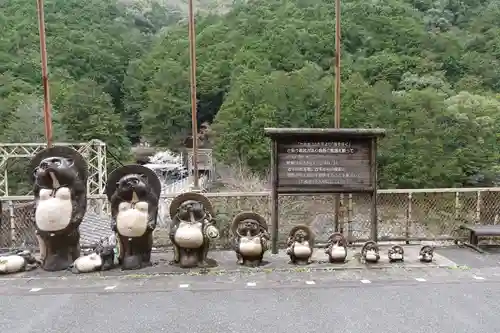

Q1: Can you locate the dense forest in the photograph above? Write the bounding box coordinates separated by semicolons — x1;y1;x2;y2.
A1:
1;0;500;190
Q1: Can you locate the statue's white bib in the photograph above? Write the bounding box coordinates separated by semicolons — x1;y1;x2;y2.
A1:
365;250;378;261
390;253;403;260
35;187;73;232
293;241;312;257
175;222;204;248
239;237;262;256
73;253;102;273
116;201;149;238
0;255;25;274
330;245;347;259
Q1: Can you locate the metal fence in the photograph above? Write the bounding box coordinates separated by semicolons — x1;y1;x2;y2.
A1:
2;187;500;249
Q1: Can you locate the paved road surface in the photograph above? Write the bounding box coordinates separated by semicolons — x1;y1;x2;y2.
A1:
1;267;499;333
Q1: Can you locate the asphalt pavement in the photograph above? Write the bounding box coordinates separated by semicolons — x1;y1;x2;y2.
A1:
1;266;500;333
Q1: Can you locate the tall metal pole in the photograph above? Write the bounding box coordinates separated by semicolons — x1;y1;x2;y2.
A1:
187;0;199;189
36;0;53;147
334;0;341;129
334;0;342;232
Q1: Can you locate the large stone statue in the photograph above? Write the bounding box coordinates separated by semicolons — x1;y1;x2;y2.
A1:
169;192;219;268
106;164;161;270
29;146;88;271
231;212;269;267
286;225;314;265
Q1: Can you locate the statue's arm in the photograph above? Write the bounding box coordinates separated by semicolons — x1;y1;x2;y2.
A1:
110;193;119;232
147;193;159;230
71;183;87;225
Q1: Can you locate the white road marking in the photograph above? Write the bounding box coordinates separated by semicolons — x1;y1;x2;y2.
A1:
246;282;257;287
29;288;43;292
415;278;427;282
179;284;190;288
473;276;485;280
104;286;117;290
305;280;316;285
360;279;371;284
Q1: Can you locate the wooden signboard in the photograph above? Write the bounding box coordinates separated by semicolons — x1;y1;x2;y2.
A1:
264;128;386;253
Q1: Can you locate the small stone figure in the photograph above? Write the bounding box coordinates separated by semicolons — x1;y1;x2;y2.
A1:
231;212;270;267
0;250;38;274
286;225;314;265
106;164;161;270
169;192;219;268
388;245;404;263
325;232;348;263
361;241;380;263
29;146;88;271
419;245;434;263
70;237;116;274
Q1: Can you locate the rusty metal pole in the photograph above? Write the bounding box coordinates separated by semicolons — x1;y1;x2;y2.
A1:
334;0;341;129
334;0;342;232
187;0;199;190
36;0;53;148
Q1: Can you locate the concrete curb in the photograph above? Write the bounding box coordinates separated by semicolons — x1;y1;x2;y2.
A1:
0;263;456;280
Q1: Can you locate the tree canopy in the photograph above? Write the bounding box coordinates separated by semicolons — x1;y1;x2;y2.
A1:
2;0;500;190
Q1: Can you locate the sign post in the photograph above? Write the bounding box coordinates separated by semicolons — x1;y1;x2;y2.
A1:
264;128;386;254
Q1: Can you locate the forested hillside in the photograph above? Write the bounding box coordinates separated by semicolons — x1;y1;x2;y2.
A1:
1;0;500;190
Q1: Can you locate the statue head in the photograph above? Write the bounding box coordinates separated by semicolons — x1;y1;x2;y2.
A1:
170;192;214;224
29;146;88;189
106;164;161;203
294;229;307;242
231;212;268;238
287;225;314;247
388;245;404;256
328;232;347;247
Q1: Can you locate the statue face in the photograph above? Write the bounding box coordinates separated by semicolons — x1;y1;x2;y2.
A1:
294;230;307;242
34;156;77;188
117;174;147;191
177;200;206;221
238;220;260;237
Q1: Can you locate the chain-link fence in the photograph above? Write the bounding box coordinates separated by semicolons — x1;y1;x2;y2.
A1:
2;188;500;249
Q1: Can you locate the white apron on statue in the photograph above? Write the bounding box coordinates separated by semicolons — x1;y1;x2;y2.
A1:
116;201;149;238
35;187;73;232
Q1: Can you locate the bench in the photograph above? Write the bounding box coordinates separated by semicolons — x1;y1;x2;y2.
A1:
457;224;500;253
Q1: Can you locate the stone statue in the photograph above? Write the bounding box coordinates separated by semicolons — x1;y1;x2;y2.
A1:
106;164;161;270
169;192;219;268
361;241;380;264
325;232;348;263
231;212;269;267
419;245;434;263
0;250;38;274
70;237;116;274
388;245;404;263
286;225;314;265
29;146;88;271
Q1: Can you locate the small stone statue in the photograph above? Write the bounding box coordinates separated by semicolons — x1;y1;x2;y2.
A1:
419;245;434;263
70;237;116;274
29;146;88;271
231;212;270;267
0;250;38;274
286;225;314;265
388;245;404;263
361;241;380;263
169;192;219;268
106;164;161;270
325;232;348;263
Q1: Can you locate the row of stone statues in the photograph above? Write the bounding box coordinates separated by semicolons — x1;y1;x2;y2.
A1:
0;146;435;274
